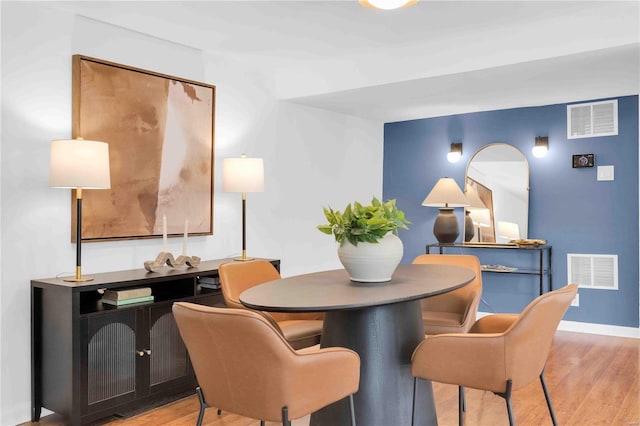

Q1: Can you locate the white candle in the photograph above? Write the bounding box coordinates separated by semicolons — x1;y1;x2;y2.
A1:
182;219;189;255
162;214;168;252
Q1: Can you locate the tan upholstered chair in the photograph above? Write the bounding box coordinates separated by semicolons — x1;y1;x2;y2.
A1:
411;254;482;334
411;284;578;426
173;303;360;426
219;260;323;349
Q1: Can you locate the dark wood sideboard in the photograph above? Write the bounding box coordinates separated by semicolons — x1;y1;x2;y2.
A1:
31;258;280;426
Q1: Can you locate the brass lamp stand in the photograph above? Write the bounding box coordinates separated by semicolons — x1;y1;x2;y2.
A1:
71;187;91;281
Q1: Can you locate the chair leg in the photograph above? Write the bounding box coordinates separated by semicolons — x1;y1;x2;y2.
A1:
505;394;514;426
349;394;357;426
458;385;464;426
217;408;222;415
460;386;466;412
195;387;209;426
540;371;558;426
281;406;290;426
261;421;265;426
495;379;514;426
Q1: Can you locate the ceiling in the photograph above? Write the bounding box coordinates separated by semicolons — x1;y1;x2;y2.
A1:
49;1;640;122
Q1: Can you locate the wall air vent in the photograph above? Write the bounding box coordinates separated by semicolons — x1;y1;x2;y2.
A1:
567;99;618;139
567;253;618;290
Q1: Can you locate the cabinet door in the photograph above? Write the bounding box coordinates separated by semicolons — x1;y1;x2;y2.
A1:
147;303;193;395
81;309;138;415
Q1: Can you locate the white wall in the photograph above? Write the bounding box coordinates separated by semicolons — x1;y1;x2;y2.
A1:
0;3;382;423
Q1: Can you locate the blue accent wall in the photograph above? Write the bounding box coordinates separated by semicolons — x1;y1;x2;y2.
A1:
383;95;639;328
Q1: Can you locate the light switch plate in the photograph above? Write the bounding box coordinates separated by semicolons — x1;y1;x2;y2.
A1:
597;165;614;181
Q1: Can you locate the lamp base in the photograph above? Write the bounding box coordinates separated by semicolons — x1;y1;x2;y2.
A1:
233;256;255;262
433;207;460;244
233;250;254;261
62;266;93;282
63;276;94;282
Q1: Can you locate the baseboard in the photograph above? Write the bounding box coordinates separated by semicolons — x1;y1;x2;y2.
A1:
557;319;639;339
478;311;639;339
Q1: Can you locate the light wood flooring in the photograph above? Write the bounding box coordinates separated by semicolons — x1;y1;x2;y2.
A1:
27;330;639;426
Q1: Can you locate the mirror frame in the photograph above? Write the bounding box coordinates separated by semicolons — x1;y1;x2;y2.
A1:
464;143;530;244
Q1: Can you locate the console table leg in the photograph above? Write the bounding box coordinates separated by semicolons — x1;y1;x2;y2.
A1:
539;249;544;295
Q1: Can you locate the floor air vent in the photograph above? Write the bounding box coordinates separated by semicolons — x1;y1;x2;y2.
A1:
567;99;618;139
567;253;618;290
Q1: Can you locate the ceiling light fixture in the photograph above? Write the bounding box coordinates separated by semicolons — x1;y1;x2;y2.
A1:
359;0;418;10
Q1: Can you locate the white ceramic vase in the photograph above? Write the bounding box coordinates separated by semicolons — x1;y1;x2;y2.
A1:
337;233;404;283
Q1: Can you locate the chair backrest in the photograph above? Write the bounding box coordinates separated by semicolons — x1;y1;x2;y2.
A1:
502;284;578;388
218;260;289;322
219;260;281;308
173;302;300;420
219;260;322;323
411;254;482;315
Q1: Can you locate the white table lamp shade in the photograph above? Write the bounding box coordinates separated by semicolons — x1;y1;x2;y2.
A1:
50;139;111;189
222;156;264;193
422;178;468;207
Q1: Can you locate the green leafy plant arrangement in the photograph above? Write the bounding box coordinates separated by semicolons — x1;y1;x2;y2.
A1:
317;197;410;246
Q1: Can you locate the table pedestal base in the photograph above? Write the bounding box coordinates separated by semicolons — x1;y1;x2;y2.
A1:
310;300;437;426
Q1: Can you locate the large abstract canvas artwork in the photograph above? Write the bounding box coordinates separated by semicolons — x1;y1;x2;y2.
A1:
72;55;215;241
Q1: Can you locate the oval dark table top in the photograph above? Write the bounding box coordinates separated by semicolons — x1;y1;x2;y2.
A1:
240;263;476;313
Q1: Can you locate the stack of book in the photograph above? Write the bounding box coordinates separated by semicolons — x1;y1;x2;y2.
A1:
102;287;154;306
198;276;220;290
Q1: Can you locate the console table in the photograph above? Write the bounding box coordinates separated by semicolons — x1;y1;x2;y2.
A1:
426;243;552;295
31;258;279;426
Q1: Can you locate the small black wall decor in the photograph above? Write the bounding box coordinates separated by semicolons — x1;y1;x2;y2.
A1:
572;154;595;168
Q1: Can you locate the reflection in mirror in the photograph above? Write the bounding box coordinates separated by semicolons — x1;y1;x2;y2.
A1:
464;143;529;244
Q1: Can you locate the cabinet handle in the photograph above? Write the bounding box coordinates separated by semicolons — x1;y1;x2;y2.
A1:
136;350;145;357
144;349;152;356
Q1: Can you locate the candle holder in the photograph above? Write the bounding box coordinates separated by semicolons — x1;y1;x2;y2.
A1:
146;216;198;272
167;254;201;268
144;252;201;272
144;252;173;273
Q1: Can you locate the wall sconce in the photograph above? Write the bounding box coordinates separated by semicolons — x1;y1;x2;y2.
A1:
532;136;549;158
359;0;418;10
447;142;463;163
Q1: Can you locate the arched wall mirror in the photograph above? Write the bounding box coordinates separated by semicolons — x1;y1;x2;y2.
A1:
464;143;529;244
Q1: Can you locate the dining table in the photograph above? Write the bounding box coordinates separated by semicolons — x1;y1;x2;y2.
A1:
239;263;476;426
